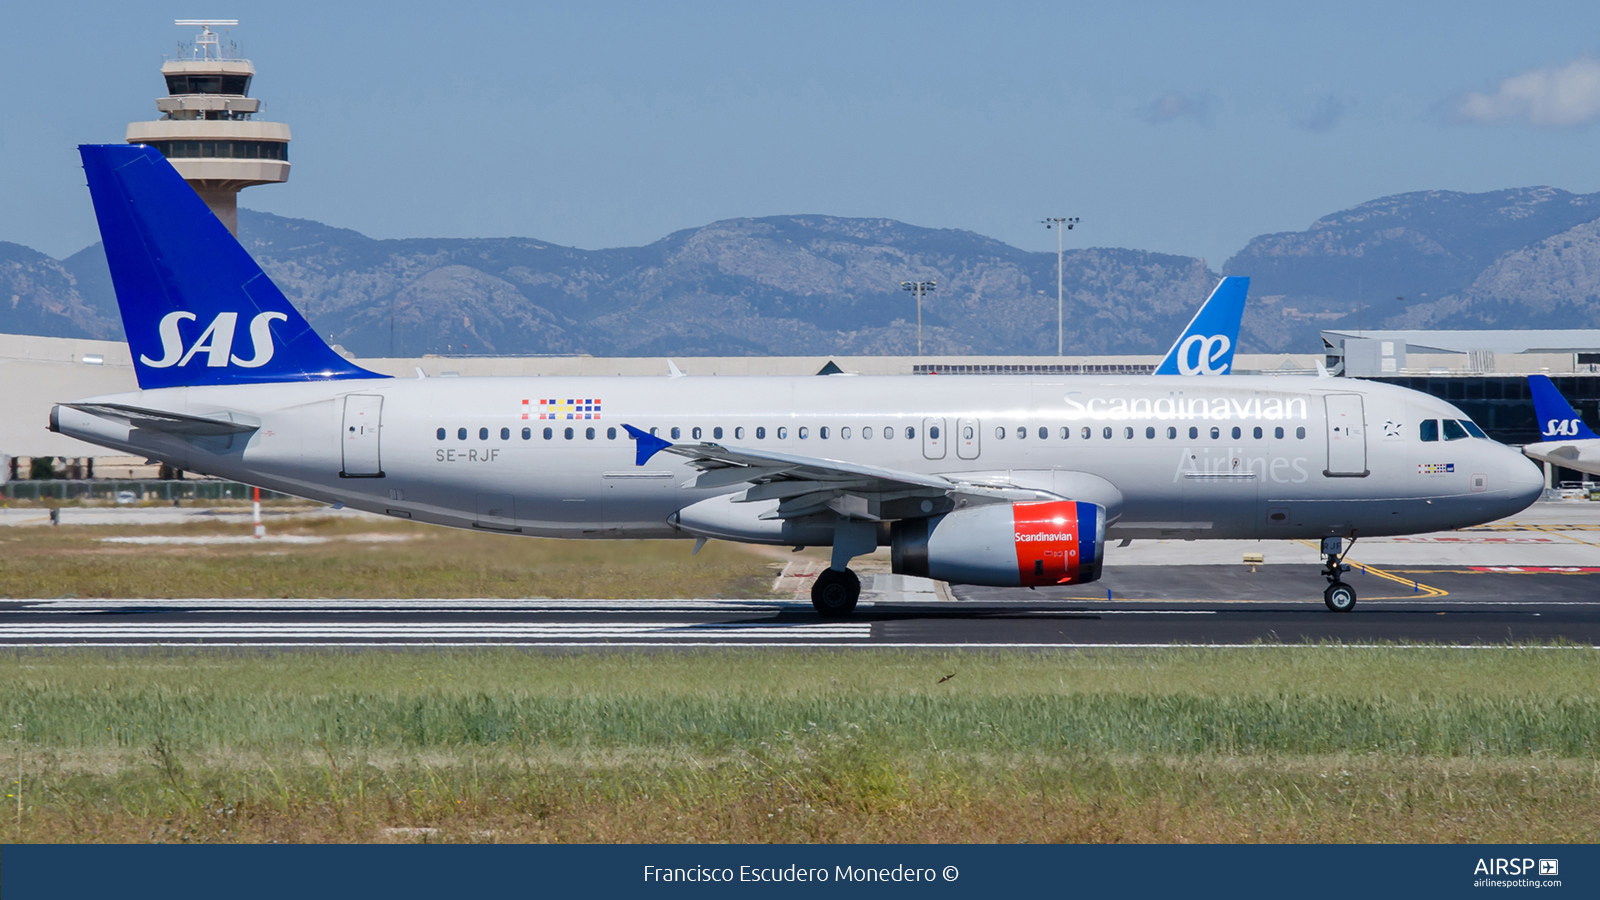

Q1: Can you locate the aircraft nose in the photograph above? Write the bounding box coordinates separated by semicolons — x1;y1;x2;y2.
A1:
1505;450;1545;508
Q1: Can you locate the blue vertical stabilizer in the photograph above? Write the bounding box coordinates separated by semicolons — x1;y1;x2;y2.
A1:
78;143;383;389
1530;375;1598;440
1154;276;1250;376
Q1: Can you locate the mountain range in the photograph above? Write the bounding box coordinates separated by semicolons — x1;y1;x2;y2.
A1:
6;186;1600;358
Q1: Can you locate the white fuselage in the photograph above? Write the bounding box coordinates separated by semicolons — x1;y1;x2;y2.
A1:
54;373;1545;544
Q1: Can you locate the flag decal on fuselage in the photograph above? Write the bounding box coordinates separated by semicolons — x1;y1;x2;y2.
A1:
526;399;602;420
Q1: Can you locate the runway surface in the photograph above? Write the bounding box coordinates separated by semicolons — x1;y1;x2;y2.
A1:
3;564;1598;648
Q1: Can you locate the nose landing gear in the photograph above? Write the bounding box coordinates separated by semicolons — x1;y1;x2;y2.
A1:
1321;536;1357;612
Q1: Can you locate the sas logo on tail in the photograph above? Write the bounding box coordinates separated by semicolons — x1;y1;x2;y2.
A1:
1546;418;1586;438
140;311;288;369
1175;334;1232;375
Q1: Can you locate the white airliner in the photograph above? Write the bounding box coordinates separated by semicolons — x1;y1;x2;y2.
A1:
49;145;1544;616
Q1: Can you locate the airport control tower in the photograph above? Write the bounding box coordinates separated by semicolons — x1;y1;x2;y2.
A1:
125;20;290;235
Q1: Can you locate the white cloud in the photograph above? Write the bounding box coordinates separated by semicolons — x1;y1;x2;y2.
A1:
1454;57;1600;128
1141;90;1213;126
1297;95;1347;133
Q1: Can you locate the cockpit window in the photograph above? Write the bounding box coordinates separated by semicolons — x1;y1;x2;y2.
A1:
1419;420;1438;442
1461;420;1487;439
1443;419;1469;441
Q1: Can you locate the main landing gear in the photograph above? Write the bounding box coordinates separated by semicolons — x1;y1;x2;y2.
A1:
1320;536;1357;613
811;568;861;616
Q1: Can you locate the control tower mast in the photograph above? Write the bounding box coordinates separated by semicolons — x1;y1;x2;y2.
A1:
126;20;290;235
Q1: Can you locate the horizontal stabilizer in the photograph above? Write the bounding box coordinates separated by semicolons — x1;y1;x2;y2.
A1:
64;403;260;436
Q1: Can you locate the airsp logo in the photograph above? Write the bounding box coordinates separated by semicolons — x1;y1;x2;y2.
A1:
1176;334;1232;375
140;311;289;369
1545;418;1585;437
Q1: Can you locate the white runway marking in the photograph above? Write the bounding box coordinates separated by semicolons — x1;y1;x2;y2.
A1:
0;622;871;642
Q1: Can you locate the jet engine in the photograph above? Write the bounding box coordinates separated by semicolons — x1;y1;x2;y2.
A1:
891;499;1105;587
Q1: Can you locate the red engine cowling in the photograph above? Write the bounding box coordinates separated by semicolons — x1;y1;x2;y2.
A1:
890;500;1106;587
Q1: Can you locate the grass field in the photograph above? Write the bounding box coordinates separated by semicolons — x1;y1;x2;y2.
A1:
0;516;779;599
3;648;1598;843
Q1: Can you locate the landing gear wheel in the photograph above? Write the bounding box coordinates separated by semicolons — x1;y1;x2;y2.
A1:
811;568;861;616
1324;582;1357;613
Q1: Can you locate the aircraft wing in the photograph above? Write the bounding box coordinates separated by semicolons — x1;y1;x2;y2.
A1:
64;403;261;436
623;424;1043;520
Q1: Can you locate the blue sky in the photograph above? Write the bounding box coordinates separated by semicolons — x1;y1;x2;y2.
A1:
5;1;1600;266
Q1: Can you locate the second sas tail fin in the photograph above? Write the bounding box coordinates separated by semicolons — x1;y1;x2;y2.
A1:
1530;375;1597;440
1154;276;1249;376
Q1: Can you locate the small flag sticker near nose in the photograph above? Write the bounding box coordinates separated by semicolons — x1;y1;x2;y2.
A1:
532;399;602;420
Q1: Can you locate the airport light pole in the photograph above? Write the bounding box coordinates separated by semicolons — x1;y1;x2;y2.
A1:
901;280;937;356
1041;217;1079;355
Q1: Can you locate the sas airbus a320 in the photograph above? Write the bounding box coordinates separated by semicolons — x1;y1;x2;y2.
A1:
51;145;1544;615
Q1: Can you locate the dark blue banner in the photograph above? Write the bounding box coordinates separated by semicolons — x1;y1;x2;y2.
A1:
3;843;1592;898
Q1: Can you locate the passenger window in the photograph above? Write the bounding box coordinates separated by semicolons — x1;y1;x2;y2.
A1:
1123;427;1133;439
1274;426;1284;439
906;427;915;439
586;427;595;440
521;427;531;440
841;427;852;439
564;427;574;440
1038;427;1047;439
1296;427;1306;439
821;426;831;439
692;427;702;440
861;427;872;440
1061;427;1071;439
1253;426;1263;439
1018;427;1027;439
756;427;766;439
1188;427;1198;439
1443;419;1469;441
649;427;658;436
799;427;810;439
1231;426;1241;439
1081;427;1090;439
436;428;446;440
1167;426;1177;439
607;427;617;440
671;427;681;439
713;427;723;439
1420;419;1438;442
543;427;553;440
778;427;788;439
501;427;511;440
1462;420;1486;438
1102;427;1112;439
735;427;745;439
1210;427;1220;439
884;427;894;439
458;428;467;440
995;426;1006;439
479;427;489;440
1146;426;1155;439
926;426;936;440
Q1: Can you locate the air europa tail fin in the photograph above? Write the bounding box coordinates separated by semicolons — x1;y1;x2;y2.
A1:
1154;276;1249;376
78;144;383;389
1529;375;1597;440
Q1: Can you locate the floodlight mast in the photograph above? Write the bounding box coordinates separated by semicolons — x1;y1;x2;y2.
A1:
1040;216;1079;355
900;280;937;356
